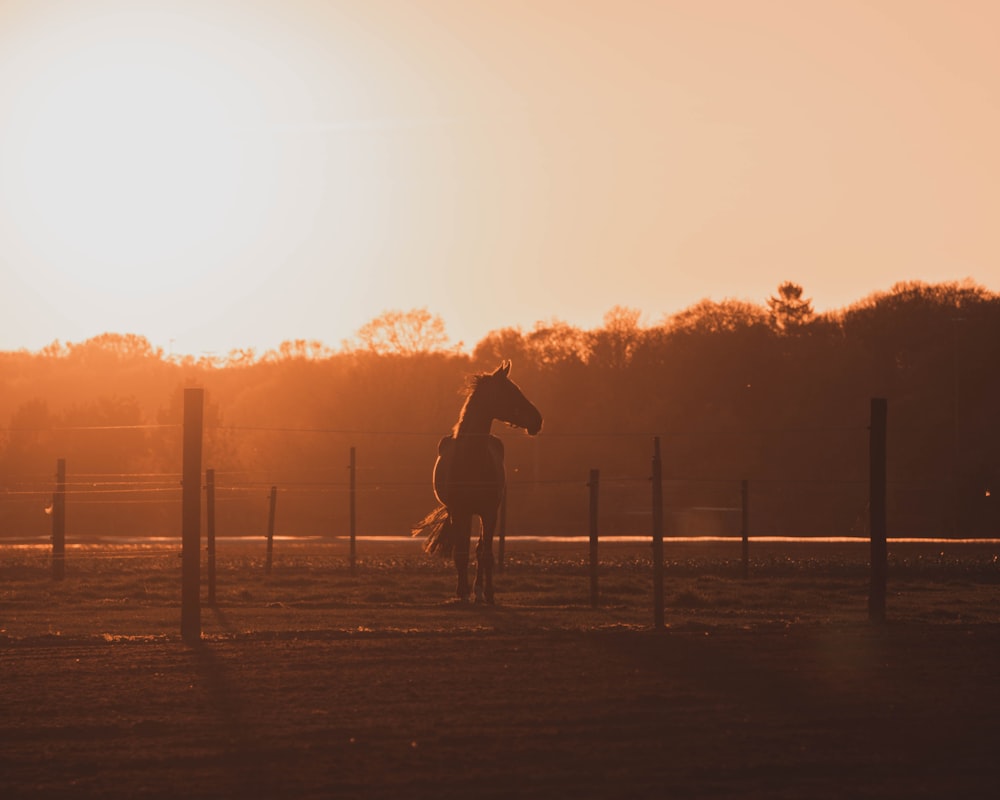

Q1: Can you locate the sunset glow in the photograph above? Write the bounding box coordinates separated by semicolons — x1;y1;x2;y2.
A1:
5;13;258;280
1;0;998;356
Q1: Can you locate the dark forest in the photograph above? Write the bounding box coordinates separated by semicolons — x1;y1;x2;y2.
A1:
2;280;998;540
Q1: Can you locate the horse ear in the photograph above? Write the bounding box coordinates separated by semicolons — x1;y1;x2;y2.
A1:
501;360;511;377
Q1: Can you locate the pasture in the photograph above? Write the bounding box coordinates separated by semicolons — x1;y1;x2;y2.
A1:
2;537;1000;798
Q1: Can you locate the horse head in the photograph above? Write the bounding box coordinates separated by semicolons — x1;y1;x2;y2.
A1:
477;360;543;435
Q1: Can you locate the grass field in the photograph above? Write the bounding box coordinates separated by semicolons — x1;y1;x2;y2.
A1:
2;537;1000;798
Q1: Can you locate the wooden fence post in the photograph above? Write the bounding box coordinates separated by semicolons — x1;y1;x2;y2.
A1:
181;388;203;644
265;486;277;575
349;447;357;573
51;458;66;581
741;479;750;579
651;437;665;629
497;487;507;574
589;468;600;608
869;398;888;623
206;468;216;605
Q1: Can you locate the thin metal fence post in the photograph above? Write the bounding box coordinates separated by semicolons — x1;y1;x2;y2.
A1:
589;468;600;608
741;479;750;579
206;468;216;604
651;437;665;629
869;398;888;623
181;388;204;644
51;459;66;581
497;487;507;573
265;486;277;575
349;447;357;573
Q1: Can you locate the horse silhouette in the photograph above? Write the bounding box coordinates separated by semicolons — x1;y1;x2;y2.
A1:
413;361;542;603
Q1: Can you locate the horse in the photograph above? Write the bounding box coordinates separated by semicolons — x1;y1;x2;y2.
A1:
412;361;542;603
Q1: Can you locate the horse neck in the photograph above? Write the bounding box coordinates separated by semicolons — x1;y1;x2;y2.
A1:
453;393;494;438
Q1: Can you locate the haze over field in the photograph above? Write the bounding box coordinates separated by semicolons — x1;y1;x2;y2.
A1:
1;0;998;357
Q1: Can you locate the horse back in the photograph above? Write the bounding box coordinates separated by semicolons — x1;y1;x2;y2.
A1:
433;435;505;511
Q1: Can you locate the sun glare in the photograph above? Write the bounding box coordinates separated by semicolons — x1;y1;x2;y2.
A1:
15;53;245;272
0;7;275;325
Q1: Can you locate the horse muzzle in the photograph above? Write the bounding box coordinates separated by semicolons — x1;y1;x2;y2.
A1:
525;412;543;436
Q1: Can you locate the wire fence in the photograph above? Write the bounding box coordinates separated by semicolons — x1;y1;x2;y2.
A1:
0;416;991;551
4;406;999;649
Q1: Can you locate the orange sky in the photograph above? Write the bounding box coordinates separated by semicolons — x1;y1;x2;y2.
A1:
1;0;998;357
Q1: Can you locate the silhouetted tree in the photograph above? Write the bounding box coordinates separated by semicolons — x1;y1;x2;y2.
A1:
268;339;335;361
1;399;56;476
472;327;529;369
60;395;149;475
767;282;814;333
668;299;770;336
590;306;643;370
226;347;258;366
0;280;997;539
351;308;454;355
526;320;590;367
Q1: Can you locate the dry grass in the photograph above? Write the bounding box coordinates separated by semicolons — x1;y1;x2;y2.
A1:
3;538;1000;799
3;537;999;640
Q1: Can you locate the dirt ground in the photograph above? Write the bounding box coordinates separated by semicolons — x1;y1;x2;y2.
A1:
2;538;1000;799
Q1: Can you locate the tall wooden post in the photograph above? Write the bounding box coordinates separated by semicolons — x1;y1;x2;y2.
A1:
497;487;507;573
206;468;216;605
741;479;750;579
349;447;357;573
265;486;277;575
651;437;665;629
869;398;888;623
589;468;600;608
181;388;204;644
51;458;66;581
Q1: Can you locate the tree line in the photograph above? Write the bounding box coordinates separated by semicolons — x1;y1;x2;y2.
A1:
1;280;997;539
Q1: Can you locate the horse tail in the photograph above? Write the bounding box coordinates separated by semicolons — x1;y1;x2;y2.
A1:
411;505;455;557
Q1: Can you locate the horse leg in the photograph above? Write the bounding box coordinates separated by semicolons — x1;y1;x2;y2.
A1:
475;508;498;605
452;512;471;601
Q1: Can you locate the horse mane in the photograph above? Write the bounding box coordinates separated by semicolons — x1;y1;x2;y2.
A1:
462;371;491;395
452;371;493;435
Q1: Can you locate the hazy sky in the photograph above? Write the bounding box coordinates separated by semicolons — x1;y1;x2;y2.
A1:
1;0;998;356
